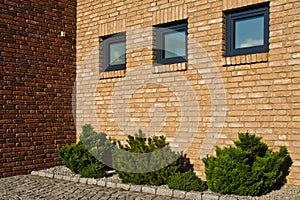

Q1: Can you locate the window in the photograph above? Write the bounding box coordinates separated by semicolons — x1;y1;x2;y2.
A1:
102;33;126;72
156;22;187;64
225;6;269;57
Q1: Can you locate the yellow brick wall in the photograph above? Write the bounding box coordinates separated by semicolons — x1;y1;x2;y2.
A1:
77;0;300;185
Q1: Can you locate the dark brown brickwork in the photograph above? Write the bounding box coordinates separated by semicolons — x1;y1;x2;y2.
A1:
0;0;76;177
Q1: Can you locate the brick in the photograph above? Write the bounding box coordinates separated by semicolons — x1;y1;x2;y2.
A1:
1;0;76;178
74;0;300;186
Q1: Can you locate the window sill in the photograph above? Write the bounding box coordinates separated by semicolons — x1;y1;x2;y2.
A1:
222;52;268;66
99;69;126;79
153;62;187;74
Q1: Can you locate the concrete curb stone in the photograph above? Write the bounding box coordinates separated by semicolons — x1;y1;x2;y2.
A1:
70;176;80;183
97;180;106;187
186;191;202;200
157;188;172;197
117;183;130;190
31;171;219;200
220;196;239;200
31;170;212;199
45;173;54;178
106;181;117;188
37;171;46;177
31;171;39;176
130;185;142;192
142;186;156;194
173;189;187;198
54;174;63;180
201;193;220;200
32;170;295;200
87;178;97;185
79;177;88;184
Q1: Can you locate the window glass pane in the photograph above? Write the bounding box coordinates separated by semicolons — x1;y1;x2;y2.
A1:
235;15;264;49
109;42;125;65
164;30;186;59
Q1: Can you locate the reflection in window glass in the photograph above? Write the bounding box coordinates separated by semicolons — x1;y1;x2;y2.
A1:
164;30;186;59
235;15;264;49
109;42;126;65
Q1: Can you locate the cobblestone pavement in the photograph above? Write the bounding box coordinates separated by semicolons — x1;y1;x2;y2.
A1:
0;175;183;200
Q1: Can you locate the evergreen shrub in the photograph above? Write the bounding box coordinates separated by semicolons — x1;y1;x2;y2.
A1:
168;170;207;192
203;132;291;196
56;141;99;174
56;124;110;177
113;130;190;186
79;124;114;167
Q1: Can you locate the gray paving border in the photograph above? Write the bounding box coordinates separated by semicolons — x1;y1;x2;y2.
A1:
26;168;300;200
30;170;226;200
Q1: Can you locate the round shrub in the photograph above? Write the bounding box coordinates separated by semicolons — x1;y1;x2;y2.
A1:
79;124;114;168
203;132;291;196
168;170;207;192
56;141;99;174
57;124;112;178
113;130;184;186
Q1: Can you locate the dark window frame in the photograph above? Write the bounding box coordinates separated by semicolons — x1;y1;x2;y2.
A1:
102;33;126;72
156;23;188;65
225;6;269;57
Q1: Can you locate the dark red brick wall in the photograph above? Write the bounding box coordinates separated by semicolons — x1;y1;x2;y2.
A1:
0;0;76;177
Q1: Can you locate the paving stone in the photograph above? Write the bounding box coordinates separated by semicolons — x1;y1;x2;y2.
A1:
4;174;297;200
84;189;99;198
99;194;113;200
110;191;125;199
114;192;136;200
135;194;157;200
89;192;108;200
